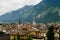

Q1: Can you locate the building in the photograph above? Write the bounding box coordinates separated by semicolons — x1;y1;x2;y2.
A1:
0;24;2;31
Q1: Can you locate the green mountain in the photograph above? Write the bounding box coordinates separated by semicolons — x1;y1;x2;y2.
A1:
23;0;60;23
0;0;60;23
0;5;34;23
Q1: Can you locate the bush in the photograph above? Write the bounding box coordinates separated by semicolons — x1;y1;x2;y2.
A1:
46;26;54;40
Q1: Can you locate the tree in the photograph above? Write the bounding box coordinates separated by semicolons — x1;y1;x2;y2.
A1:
59;28;60;40
27;34;32;40
0;31;5;34
14;35;16;40
46;26;54;40
17;32;21;40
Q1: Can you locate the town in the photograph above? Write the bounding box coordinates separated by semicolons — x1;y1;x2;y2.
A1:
0;22;60;40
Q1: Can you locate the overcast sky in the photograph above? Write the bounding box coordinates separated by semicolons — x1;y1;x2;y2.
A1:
0;0;42;15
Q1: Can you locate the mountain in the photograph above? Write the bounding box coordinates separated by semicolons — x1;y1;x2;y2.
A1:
0;5;34;23
22;0;60;23
0;0;60;23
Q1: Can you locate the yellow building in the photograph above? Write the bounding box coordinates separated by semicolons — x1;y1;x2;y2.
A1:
10;34;14;40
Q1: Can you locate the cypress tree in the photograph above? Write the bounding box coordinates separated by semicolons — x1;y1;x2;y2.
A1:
59;29;60;40
46;26;54;40
17;32;21;40
14;35;16;40
27;34;32;40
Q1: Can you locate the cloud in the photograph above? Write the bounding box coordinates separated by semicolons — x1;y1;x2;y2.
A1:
0;0;42;15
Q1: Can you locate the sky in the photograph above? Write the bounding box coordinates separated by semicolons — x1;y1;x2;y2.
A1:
0;0;42;15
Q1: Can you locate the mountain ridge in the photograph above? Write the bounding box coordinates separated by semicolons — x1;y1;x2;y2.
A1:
0;0;60;23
